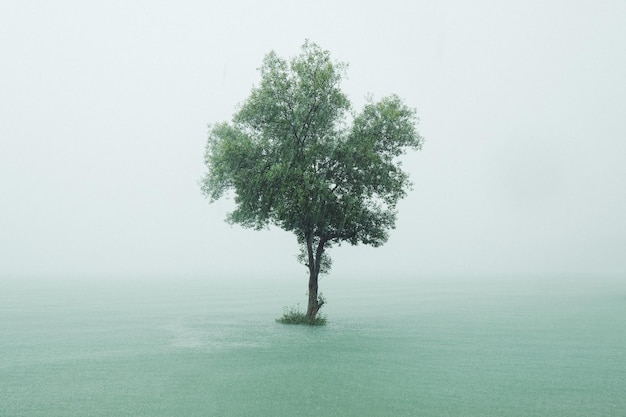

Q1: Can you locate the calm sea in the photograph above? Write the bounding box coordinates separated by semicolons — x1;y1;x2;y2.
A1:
1;276;624;416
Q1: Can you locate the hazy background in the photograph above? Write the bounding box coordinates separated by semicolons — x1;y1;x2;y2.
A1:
1;0;625;283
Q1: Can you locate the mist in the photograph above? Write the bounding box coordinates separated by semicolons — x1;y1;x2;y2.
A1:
1;0;625;282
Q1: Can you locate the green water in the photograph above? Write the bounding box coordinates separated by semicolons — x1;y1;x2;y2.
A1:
1;276;624;416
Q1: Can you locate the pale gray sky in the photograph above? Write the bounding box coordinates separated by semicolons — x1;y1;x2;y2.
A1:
1;0;625;282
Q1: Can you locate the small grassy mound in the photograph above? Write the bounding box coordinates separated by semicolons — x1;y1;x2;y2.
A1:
276;306;327;326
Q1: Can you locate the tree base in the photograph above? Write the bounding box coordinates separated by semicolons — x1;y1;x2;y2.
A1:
276;306;327;326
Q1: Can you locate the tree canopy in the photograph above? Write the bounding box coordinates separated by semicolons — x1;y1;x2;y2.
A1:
201;41;423;321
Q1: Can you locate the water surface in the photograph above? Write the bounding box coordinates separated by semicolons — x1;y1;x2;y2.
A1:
1;276;624;416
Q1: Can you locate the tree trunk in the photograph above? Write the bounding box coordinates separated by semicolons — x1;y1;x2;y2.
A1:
305;234;326;320
306;268;321;319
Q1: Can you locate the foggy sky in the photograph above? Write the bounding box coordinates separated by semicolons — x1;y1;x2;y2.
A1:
1;0;625;282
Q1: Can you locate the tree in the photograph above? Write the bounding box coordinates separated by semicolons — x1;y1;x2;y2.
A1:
200;41;423;322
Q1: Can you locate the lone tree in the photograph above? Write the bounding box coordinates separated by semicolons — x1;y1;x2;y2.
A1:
201;41;422;323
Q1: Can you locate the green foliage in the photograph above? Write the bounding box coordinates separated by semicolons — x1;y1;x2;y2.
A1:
276;305;327;326
201;41;422;319
201;41;422;266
